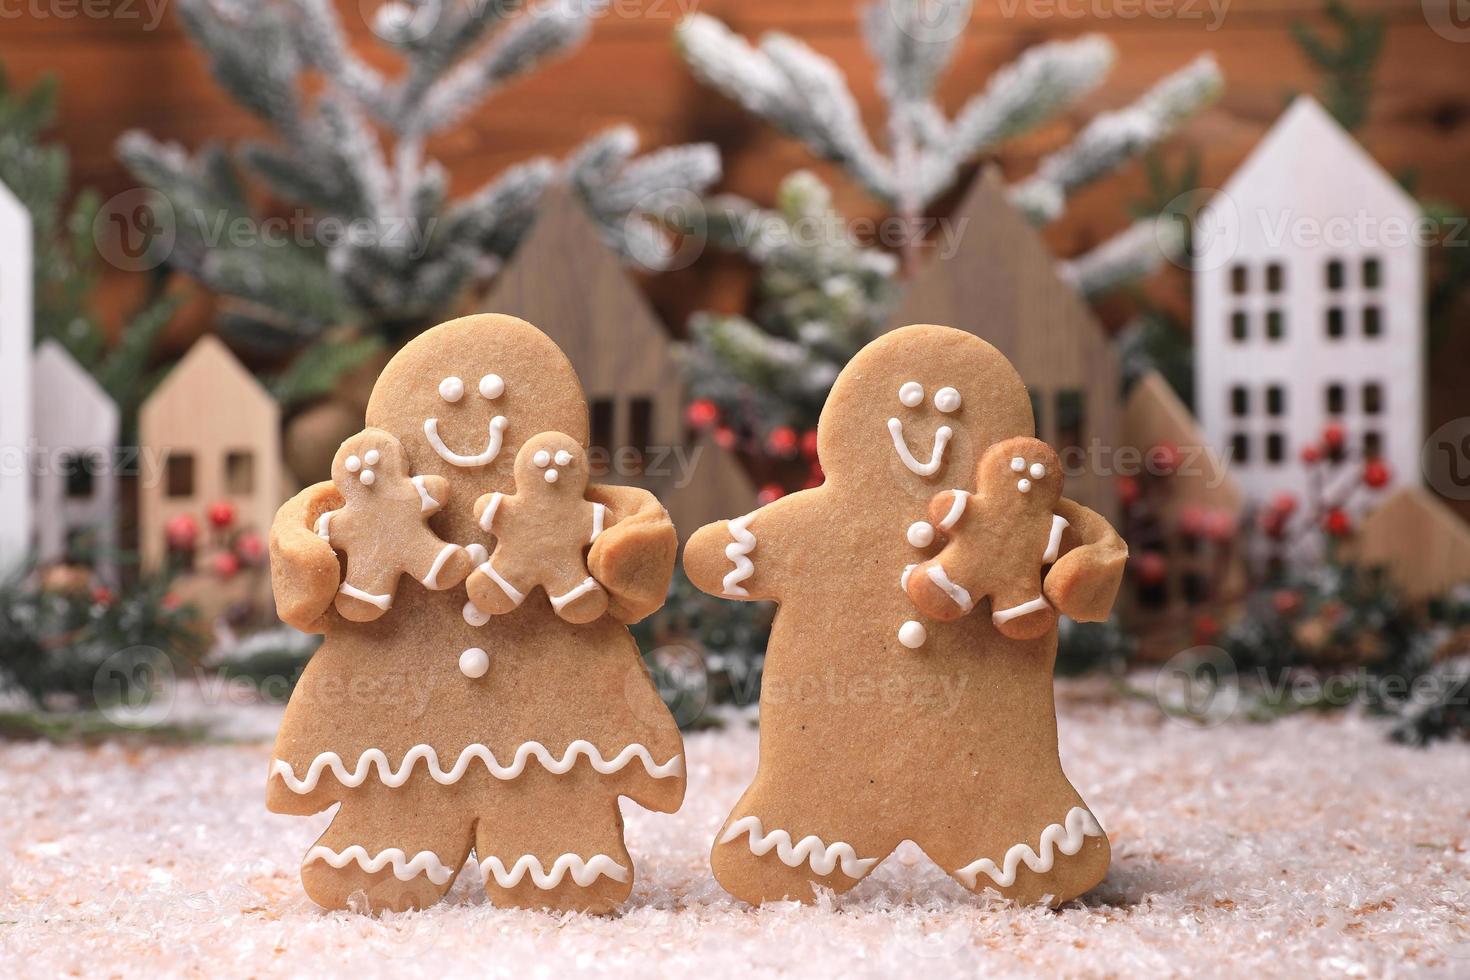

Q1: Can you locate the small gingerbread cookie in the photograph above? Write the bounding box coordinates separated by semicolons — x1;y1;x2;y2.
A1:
316;429;474;622
465;433;608;625
906;437;1069;640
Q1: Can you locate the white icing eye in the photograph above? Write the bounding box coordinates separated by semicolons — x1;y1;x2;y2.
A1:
1017;478;1032;493
544;469;559;484
1010;456;1026;473
364;449;381;466
533;450;551;468
934;387;961;413
899;381;924;408
554;450;573;467
479;374;505;399
898;620;927;649
360;469;376;486
439;377;464;402
345;455;362;473
459;647;490;679
1030;462;1046;479
907;521;935;548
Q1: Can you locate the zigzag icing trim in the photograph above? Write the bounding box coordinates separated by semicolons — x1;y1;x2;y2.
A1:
722;513;757;597
479;854;628;890
955;807;1103;889
720;816;878;879
304;845;454;885
272;740;685;794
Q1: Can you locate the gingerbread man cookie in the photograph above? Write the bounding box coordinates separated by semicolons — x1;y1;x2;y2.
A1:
905;437;1070;641
683;324;1127;908
266;314;684;914
466;433;608;625
315;429;474;622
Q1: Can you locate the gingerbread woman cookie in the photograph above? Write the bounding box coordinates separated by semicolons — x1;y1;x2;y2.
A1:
315;429;474;623
266;314;685;914
905;437;1070;641
683;324;1127;907
466;433;608;625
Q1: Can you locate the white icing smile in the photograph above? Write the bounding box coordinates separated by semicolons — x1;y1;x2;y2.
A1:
887;417;952;477
424;415;507;468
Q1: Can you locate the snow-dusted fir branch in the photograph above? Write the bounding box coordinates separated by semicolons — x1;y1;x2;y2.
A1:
1060;217;1186;299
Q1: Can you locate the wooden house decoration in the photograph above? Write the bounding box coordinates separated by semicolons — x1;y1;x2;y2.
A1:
138;335;283;573
885;168;1120;520
1194;96;1425;511
482;185;756;535
1353;487;1470;602
0;178;33;572
31;341;119;576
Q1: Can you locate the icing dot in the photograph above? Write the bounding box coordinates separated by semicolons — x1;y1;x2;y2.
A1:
907;521;935;548
554;450;573;467
364;449;381;466
899;381;924;407
1030;462;1046;479
533;450;551;468
345;455;362;473
463;601;490;627
439;377;464;402
934;387;961;413
459;647;490;679
544;469;559;484
898;621;927;649
1010;456;1025;473
360;469;376;486
1017;478;1032;493
479;374;505;399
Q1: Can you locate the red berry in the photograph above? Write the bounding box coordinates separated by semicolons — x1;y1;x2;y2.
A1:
766;426;798;458
207;500;237;529
212;552;241;578
1260;510;1287;540
757;483;785;505
1148;442;1181;476
1301;444;1323;464
1202;509;1237;543
799;429;820;461
162;593;182;611
165;514;199;549
1117;475;1141;507
1363;459;1390;489
1272;491;1298;515
1134;551;1168;585
1193;614;1221;644
714;427;736;450
236;531;266;565
1178;506;1206;538
1272;589;1302;616
1322;423;1345;448
91;586;115;607
685;399;719;430
1323;508;1352;537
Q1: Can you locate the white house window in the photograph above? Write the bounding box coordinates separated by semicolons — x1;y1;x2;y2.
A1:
1363;304;1382;338
1266;309;1285;341
1266;433;1286;464
166;453;195;498
1266;385;1286;416
1326;259;1345;291
1230;264;1248;294
1266;262;1285;293
64;452;96;500
1364;430;1383;459
1231;386;1249;417
1362;256;1382;289
1231;311;1248;342
1230;433;1250;464
1363;382;1383;415
1326;383;1347;415
1326;306;1345;339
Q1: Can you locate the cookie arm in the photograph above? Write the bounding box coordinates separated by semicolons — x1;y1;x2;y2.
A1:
269;481;345;634
683;492;812;604
1043;498;1128;623
585;484;677;625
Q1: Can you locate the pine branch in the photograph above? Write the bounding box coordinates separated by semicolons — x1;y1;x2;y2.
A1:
1060;218;1183;299
268;334;385;407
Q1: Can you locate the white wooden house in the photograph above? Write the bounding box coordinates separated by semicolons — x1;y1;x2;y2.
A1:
0;179;32;572
32;341;120;576
1195;96;1424;508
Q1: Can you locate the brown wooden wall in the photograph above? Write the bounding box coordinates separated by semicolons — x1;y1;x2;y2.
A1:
3;0;1468;345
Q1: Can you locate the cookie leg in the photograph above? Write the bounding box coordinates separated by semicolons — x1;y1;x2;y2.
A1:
474;769;633;914
711;791;890;905
334;563;397;624
545;572;608;625
464;558;527;617
989;579;1057;641
299;782;475;913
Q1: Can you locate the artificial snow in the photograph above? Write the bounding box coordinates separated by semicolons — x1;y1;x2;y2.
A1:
1;680;1467;977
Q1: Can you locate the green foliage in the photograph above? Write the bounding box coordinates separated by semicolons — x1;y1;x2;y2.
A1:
267;334;385;406
1118;310;1196;408
1056;617;1136;677
1290;0;1383;132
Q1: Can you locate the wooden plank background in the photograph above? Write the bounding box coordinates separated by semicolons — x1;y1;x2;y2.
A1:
2;0;1467;347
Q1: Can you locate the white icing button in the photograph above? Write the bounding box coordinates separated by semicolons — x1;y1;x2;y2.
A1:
554;450;573;466
1017;478;1032;493
463;601;490;627
439;377;464;402
459;647;490;679
360;469;376;486
364;449;381;466
1010;456;1026;473
899;381;924;407
345;455;362;473
544;469;559;484
533;450;551;468
934;387;961;413
1030;462;1046;479
899;621;927;649
479;374;505;399
907;521;935;548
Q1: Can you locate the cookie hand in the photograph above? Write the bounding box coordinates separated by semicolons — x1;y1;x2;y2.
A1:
1043;499;1127;622
586;485;677;624
270;481;345;633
